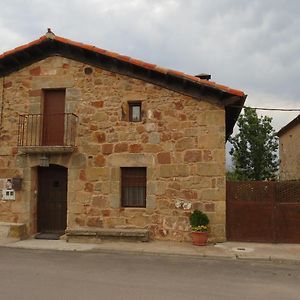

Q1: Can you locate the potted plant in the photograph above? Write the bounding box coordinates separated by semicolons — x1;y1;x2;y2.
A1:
189;209;209;246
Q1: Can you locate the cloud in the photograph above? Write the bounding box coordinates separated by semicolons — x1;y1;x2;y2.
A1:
0;0;299;129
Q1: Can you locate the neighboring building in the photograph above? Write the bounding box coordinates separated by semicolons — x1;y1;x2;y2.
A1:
277;115;300;180
0;31;246;242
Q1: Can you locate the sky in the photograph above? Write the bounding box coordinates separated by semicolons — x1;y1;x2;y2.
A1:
0;0;299;166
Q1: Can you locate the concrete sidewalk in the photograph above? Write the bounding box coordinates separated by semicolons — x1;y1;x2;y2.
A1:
1;237;300;263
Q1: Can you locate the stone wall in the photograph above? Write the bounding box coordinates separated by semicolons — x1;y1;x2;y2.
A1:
0;77;3;127
0;56;226;242
279;125;300;180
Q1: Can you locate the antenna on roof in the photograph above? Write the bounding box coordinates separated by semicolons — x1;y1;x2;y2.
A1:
45;28;55;39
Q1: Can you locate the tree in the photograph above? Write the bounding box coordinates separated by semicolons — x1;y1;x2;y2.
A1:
229;107;279;181
226;171;240;181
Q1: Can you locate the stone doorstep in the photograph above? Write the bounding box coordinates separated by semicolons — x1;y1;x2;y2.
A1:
65;228;150;243
0;222;27;240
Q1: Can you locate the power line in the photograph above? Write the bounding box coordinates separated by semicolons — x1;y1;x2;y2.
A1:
229;105;300;112
247;107;300;112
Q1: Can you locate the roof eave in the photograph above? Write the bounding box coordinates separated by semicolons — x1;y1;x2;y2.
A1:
0;34;246;139
277;114;300;137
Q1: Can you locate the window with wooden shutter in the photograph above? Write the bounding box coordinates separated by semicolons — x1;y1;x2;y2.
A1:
121;167;146;207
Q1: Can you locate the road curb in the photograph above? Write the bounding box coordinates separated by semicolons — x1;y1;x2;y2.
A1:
2;242;300;264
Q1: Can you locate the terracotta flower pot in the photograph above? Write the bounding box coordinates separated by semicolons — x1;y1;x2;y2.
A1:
191;231;208;246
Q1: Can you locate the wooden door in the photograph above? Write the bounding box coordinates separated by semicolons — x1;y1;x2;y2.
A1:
42;89;65;146
37;165;67;233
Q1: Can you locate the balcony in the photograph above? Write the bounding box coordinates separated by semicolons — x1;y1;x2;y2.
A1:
18;113;78;154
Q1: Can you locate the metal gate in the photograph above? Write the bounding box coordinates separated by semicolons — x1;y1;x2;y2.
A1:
226;181;300;243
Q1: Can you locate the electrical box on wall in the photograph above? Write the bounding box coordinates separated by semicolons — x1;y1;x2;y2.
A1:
2;189;15;200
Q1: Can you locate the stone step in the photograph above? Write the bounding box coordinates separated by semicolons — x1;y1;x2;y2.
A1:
66;228;150;243
0;222;27;240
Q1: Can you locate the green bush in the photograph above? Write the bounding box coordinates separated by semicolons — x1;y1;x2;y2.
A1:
189;210;209;232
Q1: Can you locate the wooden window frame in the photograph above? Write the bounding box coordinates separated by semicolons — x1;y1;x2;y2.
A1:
121;167;146;208
128;102;142;122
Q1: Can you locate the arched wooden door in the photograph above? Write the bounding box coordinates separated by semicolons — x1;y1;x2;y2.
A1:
37;165;67;233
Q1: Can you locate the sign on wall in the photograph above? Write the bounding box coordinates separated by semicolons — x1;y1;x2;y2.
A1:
0;178;15;200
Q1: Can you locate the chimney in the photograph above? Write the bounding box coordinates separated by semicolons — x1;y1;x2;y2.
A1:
195;73;211;80
45;28;55;39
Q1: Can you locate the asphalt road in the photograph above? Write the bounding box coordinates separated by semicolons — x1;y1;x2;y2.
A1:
0;247;299;300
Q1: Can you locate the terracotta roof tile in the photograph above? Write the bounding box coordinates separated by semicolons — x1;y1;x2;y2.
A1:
213;83;228;90
105;51;120;59
140;62;157;70
227;88;245;97
116;55;131;62
183;73;199;82
154;66;169;74
167;69;186;77
128;57;147;66
0;36;47;59
0;33;245;98
95;48;108;55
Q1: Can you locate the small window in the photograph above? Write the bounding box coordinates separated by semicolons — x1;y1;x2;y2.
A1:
128;102;141;122
84;67;93;75
121;167;146;207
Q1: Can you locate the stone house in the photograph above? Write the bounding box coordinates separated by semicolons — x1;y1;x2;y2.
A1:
277;114;300;180
0;31;246;242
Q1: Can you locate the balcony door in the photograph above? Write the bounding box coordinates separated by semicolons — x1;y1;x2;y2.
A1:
42;89;65;146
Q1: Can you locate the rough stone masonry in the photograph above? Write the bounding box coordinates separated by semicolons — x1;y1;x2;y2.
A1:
0;54;228;242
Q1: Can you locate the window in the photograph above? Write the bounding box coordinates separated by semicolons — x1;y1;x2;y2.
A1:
128;102;141;122
121;167;146;207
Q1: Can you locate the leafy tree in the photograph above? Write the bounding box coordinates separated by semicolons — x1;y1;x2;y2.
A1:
229;107;279;181
226;171;240;181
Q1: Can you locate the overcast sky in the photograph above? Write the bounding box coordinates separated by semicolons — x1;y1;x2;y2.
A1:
1;0;299;131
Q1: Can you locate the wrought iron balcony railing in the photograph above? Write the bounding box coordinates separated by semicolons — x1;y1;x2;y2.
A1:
18;113;78;150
